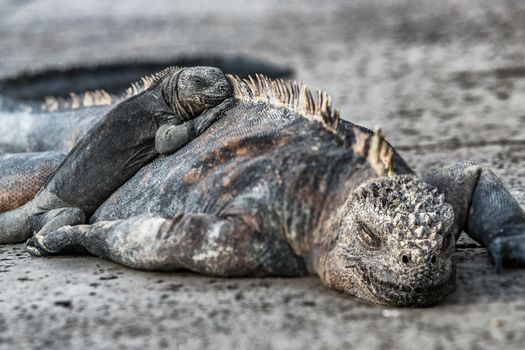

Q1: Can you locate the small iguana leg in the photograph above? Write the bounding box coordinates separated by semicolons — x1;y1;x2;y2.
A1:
155;97;234;155
22;207;86;253
0;206;33;244
26;213;274;276
33;207;86;236
423;161;525;270
0;190;84;245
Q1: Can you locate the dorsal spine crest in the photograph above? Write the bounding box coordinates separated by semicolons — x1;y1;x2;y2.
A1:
227;74;340;132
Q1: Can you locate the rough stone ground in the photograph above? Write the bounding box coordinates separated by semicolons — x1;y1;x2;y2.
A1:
0;0;524;349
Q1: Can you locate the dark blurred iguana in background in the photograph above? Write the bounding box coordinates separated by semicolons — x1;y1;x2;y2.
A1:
1;72;524;307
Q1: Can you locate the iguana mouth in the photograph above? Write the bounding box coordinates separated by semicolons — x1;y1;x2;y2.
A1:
199;94;232;106
357;265;456;307
204;96;228;103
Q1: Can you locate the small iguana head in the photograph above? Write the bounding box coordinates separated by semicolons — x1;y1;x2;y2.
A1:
321;175;456;307
162;66;232;120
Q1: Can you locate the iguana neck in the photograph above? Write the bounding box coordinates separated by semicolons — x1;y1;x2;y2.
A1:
161;71;193;122
105;85;174;124
283;150;378;269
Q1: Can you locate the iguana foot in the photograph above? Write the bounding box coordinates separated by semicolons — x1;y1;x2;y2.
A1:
489;233;525;273
26;228;67;256
25;235;51;257
26;225;86;257
193;97;235;134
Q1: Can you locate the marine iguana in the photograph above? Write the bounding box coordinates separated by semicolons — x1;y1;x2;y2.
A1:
0;66;234;244
1;74;522;307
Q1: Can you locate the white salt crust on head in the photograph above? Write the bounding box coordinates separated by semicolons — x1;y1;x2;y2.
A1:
349;175;455;243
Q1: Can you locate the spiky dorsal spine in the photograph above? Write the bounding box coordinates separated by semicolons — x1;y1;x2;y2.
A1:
41;69;395;177
123;66;180;97
227;74;340;132
227;74;398;176
43;90;113;112
352;127;395;177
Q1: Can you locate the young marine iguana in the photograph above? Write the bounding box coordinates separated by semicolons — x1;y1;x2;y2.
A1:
2;74;524;307
0;66;234;244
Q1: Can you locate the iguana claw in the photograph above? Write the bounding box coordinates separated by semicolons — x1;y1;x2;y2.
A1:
489;234;525;273
25;235;51;257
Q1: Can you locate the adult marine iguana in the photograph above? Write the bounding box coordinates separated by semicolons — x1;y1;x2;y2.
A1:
1;74;522;307
0;66;234;244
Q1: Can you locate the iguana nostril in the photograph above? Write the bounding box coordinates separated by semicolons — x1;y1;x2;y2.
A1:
430;255;437;264
402;255;410;264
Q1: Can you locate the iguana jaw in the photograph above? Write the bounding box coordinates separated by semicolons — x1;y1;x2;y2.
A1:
317;175;457;307
319;240;456;307
354;263;457;307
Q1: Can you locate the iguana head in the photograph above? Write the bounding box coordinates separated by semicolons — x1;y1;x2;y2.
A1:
320;175;456;307
162;66;232;120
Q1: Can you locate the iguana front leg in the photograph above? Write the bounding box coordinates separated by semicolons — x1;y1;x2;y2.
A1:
155;97;234;155
25;212;302;276
423;161;525;271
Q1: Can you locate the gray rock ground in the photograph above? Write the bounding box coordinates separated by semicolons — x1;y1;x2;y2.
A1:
0;0;524;349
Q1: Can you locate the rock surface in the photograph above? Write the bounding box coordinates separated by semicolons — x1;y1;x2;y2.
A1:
0;0;524;349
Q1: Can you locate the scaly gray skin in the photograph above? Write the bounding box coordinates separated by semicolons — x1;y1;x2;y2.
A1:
2;74;524;307
0;66;234;245
0;151;65;212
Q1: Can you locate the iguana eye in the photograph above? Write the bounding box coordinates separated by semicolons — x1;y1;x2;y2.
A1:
357;222;382;250
192;77;205;85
